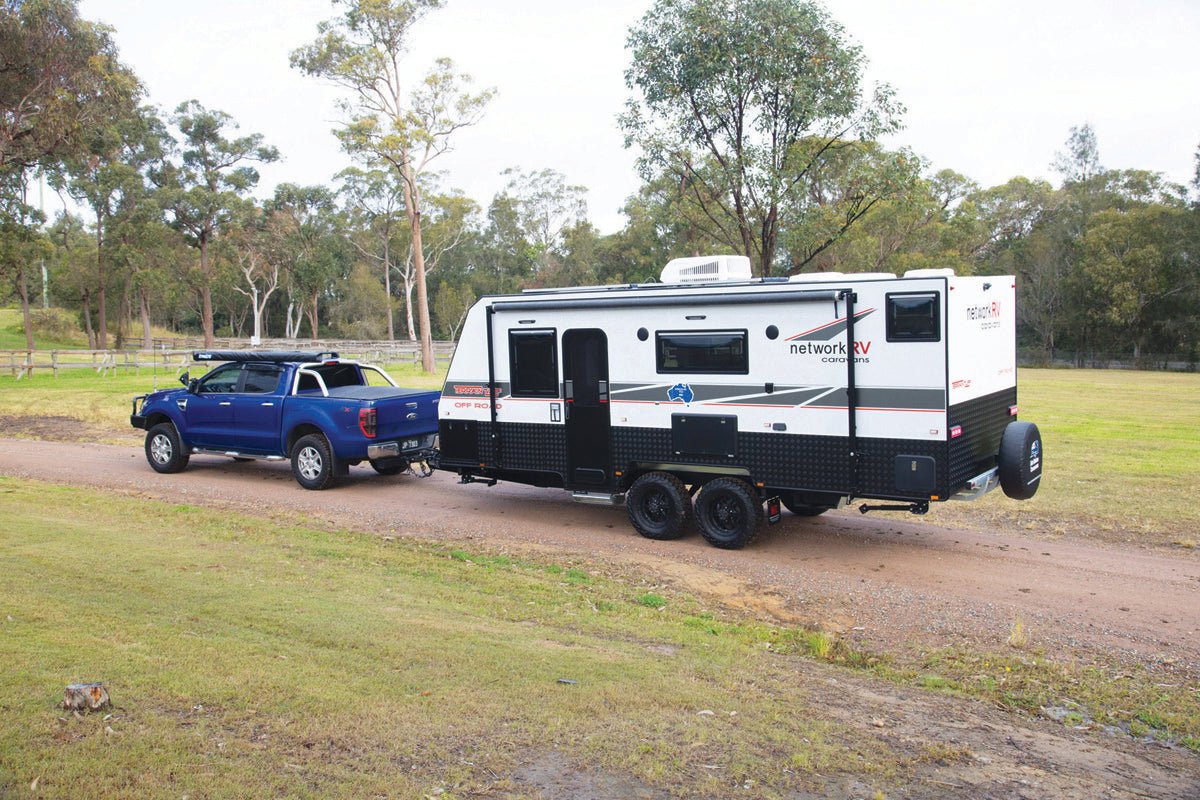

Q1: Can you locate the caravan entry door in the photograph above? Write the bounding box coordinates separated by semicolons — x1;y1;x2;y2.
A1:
563;329;612;488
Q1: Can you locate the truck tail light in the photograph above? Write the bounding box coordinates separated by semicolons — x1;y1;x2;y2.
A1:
359;407;377;438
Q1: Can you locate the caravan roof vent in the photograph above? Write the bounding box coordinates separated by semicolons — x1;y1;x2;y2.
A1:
660;255;753;284
904;268;956;278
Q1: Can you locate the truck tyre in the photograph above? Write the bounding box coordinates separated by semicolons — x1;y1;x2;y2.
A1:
695;478;762;549
145;422;189;474
998;421;1042;500
370;459;406;476
627;472;691;540
292;433;338;490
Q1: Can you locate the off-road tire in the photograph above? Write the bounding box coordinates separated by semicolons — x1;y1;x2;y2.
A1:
145;422;189;474
291;433;338;490
998;421;1043;500
695;478;763;549
627;472;692;540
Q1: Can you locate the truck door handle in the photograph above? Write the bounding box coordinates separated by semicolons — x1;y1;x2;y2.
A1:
261;402;274;407
219;401;232;406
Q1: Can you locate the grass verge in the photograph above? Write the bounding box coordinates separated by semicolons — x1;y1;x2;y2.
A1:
0;477;890;799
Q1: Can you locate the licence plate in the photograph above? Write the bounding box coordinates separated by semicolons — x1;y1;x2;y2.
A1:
403;438;420;450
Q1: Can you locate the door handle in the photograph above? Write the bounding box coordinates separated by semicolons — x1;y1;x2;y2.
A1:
261;402;275;407
219;401;232;406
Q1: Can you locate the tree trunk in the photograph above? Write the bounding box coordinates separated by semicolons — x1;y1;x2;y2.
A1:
96;218;108;349
307;288;319;342
383;239;395;341
199;230;215;347
404;276;416;342
139;287;152;350
400;161;435;372
81;289;95;350
17;265;34;351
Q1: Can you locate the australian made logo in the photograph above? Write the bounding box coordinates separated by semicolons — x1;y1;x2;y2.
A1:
786;308;875;364
667;383;695;405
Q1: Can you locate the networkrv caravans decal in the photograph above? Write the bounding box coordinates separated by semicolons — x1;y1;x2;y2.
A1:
787;308;875;363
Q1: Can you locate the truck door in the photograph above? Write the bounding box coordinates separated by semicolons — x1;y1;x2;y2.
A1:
185;364;241;447
227;364;285;453
563;329;612;488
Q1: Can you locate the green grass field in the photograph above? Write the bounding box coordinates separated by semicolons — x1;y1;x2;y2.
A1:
1;478;1195;798
0;478;880;798
2;363;1196;545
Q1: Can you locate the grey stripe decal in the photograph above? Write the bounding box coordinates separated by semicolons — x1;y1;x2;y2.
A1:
786;308;877;341
803;387;945;410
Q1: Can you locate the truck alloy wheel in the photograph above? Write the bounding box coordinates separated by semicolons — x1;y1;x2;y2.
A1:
627;471;692;540
695;478;763;549
292;433;337;490
145;423;189;474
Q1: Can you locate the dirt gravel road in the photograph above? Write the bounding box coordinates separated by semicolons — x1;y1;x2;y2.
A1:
2;437;1199;797
3;437;1196;671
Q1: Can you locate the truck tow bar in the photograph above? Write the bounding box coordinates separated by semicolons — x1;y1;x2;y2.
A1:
858;501;929;515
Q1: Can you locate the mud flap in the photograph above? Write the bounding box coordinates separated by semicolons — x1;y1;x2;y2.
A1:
766;496;782;525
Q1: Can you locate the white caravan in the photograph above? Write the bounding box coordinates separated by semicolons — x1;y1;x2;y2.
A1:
436;256;1043;549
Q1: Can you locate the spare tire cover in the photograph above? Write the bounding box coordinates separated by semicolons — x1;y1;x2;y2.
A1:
998;421;1042;500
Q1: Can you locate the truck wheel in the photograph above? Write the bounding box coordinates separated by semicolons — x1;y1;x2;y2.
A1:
145;422;189;474
627;472;691;540
370;459;406;476
998;421;1043;500
292;433;338;490
695;478;762;549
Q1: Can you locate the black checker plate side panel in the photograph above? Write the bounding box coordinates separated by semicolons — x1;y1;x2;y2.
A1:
613;427;948;500
948;387;1017;490
460;422;567;479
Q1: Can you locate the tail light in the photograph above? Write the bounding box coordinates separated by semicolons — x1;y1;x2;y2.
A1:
950;425;963;439
359;407;377;438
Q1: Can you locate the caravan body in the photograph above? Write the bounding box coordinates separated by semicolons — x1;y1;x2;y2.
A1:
437;260;1041;548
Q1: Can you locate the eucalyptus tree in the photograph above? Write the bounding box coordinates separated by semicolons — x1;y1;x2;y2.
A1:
337;166;404;340
621;0;902;276
161;100;278;347
59;104;168;348
268;184;348;341
292;0;494;371
0;0;135;349
497;168;588;275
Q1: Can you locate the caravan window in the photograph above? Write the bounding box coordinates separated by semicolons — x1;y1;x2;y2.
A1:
509;329;558;397
886;293;940;342
656;331;748;374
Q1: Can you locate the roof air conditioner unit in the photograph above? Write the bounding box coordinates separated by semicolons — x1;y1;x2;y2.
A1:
660;255;753;284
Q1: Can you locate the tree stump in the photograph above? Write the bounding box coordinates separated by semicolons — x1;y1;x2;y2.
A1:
62;683;110;712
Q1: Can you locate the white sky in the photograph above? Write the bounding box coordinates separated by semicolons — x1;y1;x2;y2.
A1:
78;0;1200;233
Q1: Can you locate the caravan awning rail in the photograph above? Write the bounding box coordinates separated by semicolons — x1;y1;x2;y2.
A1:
490;289;845;313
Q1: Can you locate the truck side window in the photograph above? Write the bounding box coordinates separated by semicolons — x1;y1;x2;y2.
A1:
197;365;241;394
509;329;558;397
242;365;282;394
886;293;940;342
656;331;748;374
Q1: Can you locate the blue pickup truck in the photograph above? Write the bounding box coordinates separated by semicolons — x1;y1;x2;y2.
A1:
130;351;439;489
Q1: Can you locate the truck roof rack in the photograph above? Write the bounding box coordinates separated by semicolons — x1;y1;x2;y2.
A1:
192;351;340;363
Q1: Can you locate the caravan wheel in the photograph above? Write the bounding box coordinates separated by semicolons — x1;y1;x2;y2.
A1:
696;478;762;549
627;472;692;540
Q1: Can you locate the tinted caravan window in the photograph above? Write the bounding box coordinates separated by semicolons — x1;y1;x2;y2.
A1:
656;331;748;374
509;329;558;397
886;293;940;342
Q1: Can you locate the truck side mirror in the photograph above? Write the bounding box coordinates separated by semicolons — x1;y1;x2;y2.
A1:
178;371;189;387
187;378;200;394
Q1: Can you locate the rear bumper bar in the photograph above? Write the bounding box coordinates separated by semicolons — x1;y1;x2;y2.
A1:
950;467;1000;501
367;434;437;463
